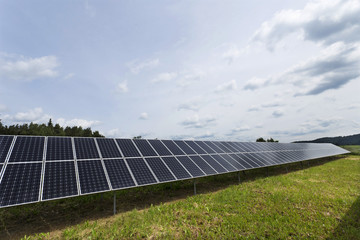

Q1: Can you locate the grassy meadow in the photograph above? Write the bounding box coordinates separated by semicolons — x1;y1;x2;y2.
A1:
0;150;358;239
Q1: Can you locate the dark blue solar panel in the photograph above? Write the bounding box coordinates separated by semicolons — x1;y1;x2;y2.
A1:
214;142;232;153
210;155;237;172
9;136;44;162
77;160;109;194
233;154;256;169
96;138;122;159
204;141;224;153
42;161;78;200
220;142;238;152
162;140;185;155
74;138;99;160
242;153;265;167
0;136;13;163
224;154;246;170
145;157;175;182
0;163;42;207
148;140;172;156
133;139;157;157
189;156;216;175
195;141;216;154
116;139;141;157
46;137;73;161
174;141;196;155
126;158;157;185
162;157;191;179
104;159;135;189
184;141;207;154
201;155;227;173
176;156;204;177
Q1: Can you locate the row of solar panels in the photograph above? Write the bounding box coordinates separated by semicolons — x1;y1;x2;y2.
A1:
0;135;349;208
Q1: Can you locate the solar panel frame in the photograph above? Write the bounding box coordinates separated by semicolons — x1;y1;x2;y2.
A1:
161;140;186;156
184;141;207;154
0;136;14;163
173;140;196;155
133;139;158;157
194;141;216;154
46;137;74;161
77;160;110;195
95;138;122;159
74;137;100;160
103;158;137;190
8;136;45;163
116;139;141;158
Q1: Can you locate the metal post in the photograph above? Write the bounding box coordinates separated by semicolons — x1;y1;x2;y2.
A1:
300;161;303;169
285;166;288;173
113;192;116;215
193;179;197;195
266;168;269;177
237;171;241;183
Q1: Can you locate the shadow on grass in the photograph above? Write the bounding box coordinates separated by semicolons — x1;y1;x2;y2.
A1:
0;156;344;239
327;196;360;240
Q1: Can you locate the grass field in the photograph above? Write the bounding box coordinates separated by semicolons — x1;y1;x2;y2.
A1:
0;152;359;239
342;145;360;155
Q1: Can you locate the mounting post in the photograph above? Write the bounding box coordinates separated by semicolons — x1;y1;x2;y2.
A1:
300;161;304;169
193;179;197;195
285;166;288;173
237;171;241;183
113;192;116;215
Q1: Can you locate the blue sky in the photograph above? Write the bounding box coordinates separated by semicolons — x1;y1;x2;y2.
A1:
0;0;359;142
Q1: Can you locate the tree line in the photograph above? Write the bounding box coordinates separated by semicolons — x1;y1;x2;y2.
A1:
0;119;103;137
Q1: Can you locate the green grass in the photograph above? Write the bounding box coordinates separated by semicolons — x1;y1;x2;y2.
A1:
342;145;360;155
1;155;359;239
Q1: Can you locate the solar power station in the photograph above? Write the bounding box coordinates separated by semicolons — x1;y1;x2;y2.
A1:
0;135;349;209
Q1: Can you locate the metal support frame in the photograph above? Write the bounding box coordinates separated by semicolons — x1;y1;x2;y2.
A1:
285;166;288;173
237;171;241;183
300;161;304;169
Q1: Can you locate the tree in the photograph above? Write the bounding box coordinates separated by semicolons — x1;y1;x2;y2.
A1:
256;137;279;142
256;137;266;142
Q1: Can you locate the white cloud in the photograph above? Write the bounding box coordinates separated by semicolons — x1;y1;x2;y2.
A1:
252;0;360;50
64;73;75;80
215;80;237;93
56;118;101;128
176;70;205;88
243;77;268;90
139;112;148;120
272;109;284;118
0;104;7;112
116;81;129;93
151;72;177;83
222;46;242;64
127;58;159;74
0;54;59;81
106;128;122;137
179;114;216;129
2;107;51;123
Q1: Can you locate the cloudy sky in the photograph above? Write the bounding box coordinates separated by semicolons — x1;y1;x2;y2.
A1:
0;0;359;142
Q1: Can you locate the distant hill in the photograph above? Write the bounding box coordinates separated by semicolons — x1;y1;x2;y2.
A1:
294;133;360;145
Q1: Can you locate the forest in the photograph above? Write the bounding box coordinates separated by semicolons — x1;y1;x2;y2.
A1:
0;119;103;137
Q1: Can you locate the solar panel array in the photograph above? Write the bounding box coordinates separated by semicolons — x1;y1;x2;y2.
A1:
0;135;349;208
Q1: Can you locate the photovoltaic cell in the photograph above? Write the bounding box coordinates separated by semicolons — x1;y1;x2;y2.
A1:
0;135;13;163
201;155;227;173
133;139;157;157
145;157;175;182
233;154;256;169
9;136;44;162
42;161;78;200
148;140;172;156
104;159;135;189
184;141;207;154
220;142;238;152
77;160;109;194
74;138;99;160
46;137;73;161
224;154;246;170
0;163;42;207
174;140;196;155
162;140;185;155
210;155;237;172
162;157;191;179
96;138;122;159
215;142;232;153
126;158;157;185
116;139;141;157
195;141;216;154
176;156;205;177
189;156;216;175
204;141;224;153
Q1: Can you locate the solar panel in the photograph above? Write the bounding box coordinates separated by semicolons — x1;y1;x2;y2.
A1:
176;156;205;177
126;158;157;185
46;137;73;161
0;136;13;163
116;139;141;157
104;159;136;189
96;138;122;159
185;141;207;154
74;138;100;160
42;161;78;200
77;160;109;194
133;139;157;157
0;135;349;208
0;163;42;207
162;157;191;179
9;136;44;162
162;140;185;155
145;157;176;182
148;139;172;156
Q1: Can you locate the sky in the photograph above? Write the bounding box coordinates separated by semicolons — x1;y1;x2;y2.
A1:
0;0;359;142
